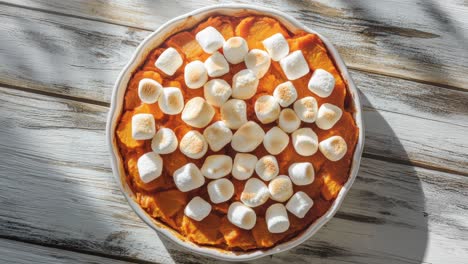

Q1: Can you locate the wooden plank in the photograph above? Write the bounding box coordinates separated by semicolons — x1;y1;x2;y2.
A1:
0;87;467;263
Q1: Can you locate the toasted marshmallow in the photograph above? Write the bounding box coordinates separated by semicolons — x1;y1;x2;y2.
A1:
269;175;293;202
205;51;229;77
286;191;314;218
184;60;208;89
158;87;184;115
308;69;335;98
263;127;289;155
232;153;258;180
185;196;211;221
201;155;233;179
292;128;318;156
151;128;178;154
132;113;155;140
155;47;183;76
255;155;279;181
173;163;205;192
278;108;301;133
280;50;310;80
244;49;271;78
262;33;289;61
231;121;265;152
195;26;225;54
203;121;233;152
223;37;248;64
137;152;163;183
319;136;347;161
232;69;259;100
138;78;163;104
179;131;208;159
207;178;235;204
273;81;297;107
288;162;315;186
293;96;318;123
255;95;280;124
266;203;290;233
241;178;270;207
181;97;215;128
220;99;247;129
203;79;232;107
316;103;343;130
228;202;256;230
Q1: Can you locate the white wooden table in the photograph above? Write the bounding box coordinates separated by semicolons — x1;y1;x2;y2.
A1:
1;1;467;263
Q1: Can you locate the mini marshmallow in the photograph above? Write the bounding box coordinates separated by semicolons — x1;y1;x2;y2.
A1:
316;103;343;130
173;163;205;192
231;121;265;152
279;50;310;80
181;97;215;128
185;196;211;221
292;128;318;156
278;108;301;133
319;135;347;161
203;79;232;107
207;178;235;204
268;175;293;202
179;130;208;159
138;78;162;104
293;96;318;123
201;155;233;179
241;178;270;207
151;127;178;154
195;26;225;54
220;99;248;129
244;49;271;78
286;191;314;218
203;121;233;152
262;33;289;61
255;95;280;124
132;113;155;140
263;126;289;155
232;69;259;100
265;203;290;233
158;87;184;115
223;37;248;64
288;162;315;186
273;81;297;107
155;47;183;76
228;202;257;230
205;51;229;77
308;69;335;98
184;60;208;89
137;152;163;183
232;153;258;180
255;155;279;181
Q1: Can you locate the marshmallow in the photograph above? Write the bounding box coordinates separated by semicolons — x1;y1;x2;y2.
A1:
158;87;184;115
308;69;335;98
138;78;163;104
255;155;279;181
279;50;310;80
273;81;297;107
223;37;248;64
203;121;233;152
255;95;280;124
292;128;318;156
179;131;208;159
244;49;271;78
286;191;314;218
181;97;215;128
201;155;233;179
293;96;318;123
184;60;208;89
288;162;315;185
265;203;290;233
220;99;248;129
151;127;178;154
232;69;259;100
241;178;270;207
263;126;289;155
207;178;235;204
203;79;232;107
231;121;265;152
137;152;163;183
262;33;289;61
195;26;225;54
185;196;211;221
319;135;347;161
155;47;183;76
173;163;205;192
132;113;155;140
278;108;301;133
227;202;257;230
268;175;293;202
316;103;343;130
232;153;258;180
205;51;229;77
